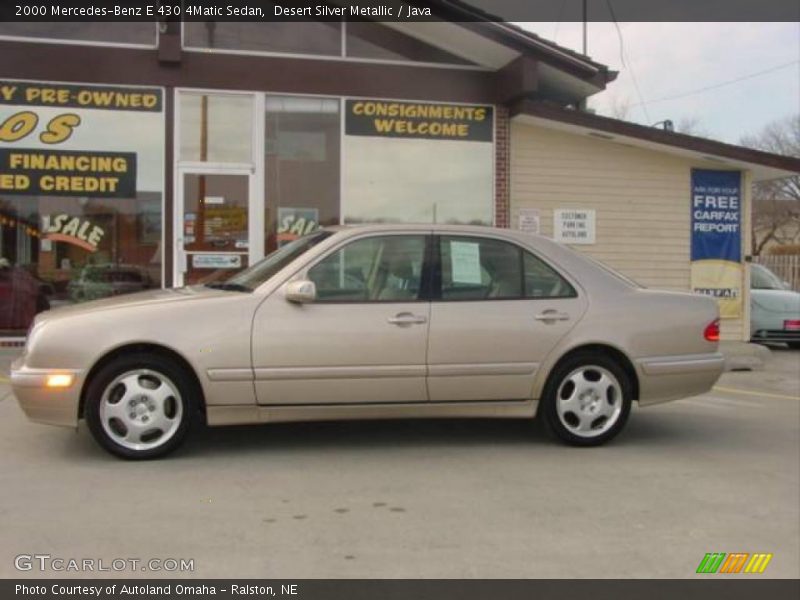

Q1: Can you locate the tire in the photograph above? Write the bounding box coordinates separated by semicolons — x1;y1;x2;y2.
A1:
540;351;632;446
84;353;199;459
787;342;800;350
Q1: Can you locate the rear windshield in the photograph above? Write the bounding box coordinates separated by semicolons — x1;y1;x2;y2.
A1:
751;264;787;290
560;247;643;289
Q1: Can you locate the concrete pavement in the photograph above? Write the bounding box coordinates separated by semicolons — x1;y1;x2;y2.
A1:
0;346;797;579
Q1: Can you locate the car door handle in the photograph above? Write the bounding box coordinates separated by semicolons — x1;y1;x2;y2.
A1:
388;313;428;326
534;310;570;322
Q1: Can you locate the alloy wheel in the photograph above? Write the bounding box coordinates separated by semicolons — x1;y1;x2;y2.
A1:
555;365;623;438
99;369;183;451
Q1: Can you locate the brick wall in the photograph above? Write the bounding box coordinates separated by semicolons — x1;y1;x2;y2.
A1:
494;105;510;228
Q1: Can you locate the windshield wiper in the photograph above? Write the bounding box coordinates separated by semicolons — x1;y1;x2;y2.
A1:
204;282;251;292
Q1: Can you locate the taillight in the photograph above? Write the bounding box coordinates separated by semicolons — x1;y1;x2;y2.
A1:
785;319;800;331
704;318;720;342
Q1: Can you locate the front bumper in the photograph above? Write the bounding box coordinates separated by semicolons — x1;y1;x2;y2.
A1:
11;356;84;428
636;352;725;406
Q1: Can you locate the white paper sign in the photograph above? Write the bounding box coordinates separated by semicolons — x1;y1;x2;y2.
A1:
203;196;225;205
192;254;242;269
554;209;596;245
450;241;482;284
518;208;540;235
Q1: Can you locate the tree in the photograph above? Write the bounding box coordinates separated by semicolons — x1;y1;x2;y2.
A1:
740;115;800;255
674;116;709;137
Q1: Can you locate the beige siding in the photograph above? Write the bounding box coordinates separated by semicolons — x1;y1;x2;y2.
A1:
510;122;751;341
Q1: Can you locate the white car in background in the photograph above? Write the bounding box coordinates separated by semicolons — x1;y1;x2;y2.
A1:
750;263;800;349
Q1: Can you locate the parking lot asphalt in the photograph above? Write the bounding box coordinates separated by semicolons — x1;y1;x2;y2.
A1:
0;346;797;579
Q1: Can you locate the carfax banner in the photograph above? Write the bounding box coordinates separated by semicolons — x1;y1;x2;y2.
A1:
690;169;743;318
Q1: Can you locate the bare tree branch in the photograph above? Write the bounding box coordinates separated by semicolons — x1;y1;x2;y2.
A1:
740;114;800;255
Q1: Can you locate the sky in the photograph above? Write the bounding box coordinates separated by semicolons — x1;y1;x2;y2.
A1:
516;22;800;144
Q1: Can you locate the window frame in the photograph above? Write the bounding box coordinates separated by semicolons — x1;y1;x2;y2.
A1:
0;22;159;49
431;234;579;303
302;232;435;304
180;22;491;72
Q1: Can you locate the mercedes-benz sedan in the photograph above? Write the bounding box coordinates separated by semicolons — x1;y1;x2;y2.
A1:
12;225;725;459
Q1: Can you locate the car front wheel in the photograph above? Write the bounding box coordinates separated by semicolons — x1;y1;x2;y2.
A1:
540;352;632;446
84;353;197;459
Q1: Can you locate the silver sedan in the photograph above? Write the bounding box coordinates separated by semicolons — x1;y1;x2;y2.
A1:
12;225;725;459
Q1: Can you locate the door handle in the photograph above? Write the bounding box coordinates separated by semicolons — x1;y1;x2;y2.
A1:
534;310;570;322
388;312;428;326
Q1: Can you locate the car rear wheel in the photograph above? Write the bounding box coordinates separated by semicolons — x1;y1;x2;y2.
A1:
85;353;197;459
540;352;632;446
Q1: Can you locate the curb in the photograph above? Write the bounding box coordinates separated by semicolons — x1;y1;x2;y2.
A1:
719;341;771;371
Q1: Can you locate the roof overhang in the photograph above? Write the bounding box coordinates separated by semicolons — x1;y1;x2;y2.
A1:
511;100;800;182
375;4;616;104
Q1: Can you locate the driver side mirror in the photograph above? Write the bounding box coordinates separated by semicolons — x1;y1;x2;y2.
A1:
284;279;316;304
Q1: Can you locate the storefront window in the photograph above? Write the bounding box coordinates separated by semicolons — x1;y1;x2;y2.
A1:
265;96;340;252
0;80;164;336
183;21;342;56
0;22;157;46
179;93;253;164
343;99;493;225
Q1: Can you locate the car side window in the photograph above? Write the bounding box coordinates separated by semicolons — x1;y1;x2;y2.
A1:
440;236;522;300
308;235;427;302
523;251;577;298
438;236;576;300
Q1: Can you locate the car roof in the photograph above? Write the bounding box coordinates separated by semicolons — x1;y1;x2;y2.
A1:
323;223;546;238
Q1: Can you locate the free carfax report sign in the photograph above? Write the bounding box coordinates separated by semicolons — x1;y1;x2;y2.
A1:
690;169;743;318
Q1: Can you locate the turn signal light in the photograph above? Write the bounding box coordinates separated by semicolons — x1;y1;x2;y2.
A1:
704;319;720;342
45;374;74;388
784;319;800;331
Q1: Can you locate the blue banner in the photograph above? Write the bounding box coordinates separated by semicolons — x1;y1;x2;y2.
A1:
690;169;743;318
691;169;741;262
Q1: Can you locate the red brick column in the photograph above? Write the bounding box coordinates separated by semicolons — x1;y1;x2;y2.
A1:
494;105;510;228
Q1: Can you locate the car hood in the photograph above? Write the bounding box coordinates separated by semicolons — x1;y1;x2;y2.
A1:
751;289;800;314
35;286;239;324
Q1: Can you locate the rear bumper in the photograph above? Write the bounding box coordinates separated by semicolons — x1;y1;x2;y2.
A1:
11;357;83;428
636;352;725;406
751;330;800;344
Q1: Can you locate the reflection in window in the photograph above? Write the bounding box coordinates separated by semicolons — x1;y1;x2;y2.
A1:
265;96;340;252
0;22;156;45
344;137;493;226
179;93;253;163
309;235;426;302
0;194;162;335
346;22;476;65
184;21;341;56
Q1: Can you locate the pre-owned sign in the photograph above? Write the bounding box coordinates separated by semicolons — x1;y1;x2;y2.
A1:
0;81;162;112
345;100;493;142
0;148;136;198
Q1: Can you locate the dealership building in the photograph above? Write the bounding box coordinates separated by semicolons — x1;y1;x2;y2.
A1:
1;14;798;340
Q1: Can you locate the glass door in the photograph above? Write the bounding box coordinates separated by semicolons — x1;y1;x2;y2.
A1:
176;169;255;286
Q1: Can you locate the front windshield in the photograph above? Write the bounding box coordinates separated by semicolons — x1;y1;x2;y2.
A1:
751;264;787;290
211;231;333;291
